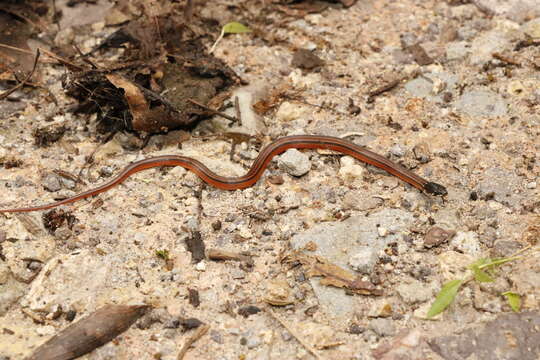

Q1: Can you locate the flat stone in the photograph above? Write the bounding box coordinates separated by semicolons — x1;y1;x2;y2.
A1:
470;30;512;65
455;89;507;117
348;246;380;274
0;275;26;316
474;167;522;207
22;250;143;314
396;279;434;305
370;318;397;337
291;209;413;320
446;41;471;61
429;312;540;360
451;231;481;257
522;17;540;38
476;0;540;23
277;149;311;177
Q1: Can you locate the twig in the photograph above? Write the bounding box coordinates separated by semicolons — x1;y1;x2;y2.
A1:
207;248;253;264
492;52;521;67
367;77;403;103
184;0;193;22
209;27;225;54
234;95;242;126
0;43;83;71
187;98;239;122
283;94;349;115
268;309;323;360
73;44;98;68
38;47;85;70
0;49;40;100
0;42;34;54
177;324;210;360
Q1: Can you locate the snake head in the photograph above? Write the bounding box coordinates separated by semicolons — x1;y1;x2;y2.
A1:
424;182;448;196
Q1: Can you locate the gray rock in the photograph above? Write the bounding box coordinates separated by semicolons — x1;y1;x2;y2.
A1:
491;240;523;257
291;209;413;320
396;280;434;304
278;149;311;177
210;330;224;344
455;89;507;117
474;167;522;207
522;17;540;38
42;173;62;192
404;71;458;102
470;30;512;65
342;193;383;211
245;335;262;349
404;77;433;98
348;246;380;274
446;41;471;61
389;144;405;157
370;318;397;337
476;0;540;23
429;312;540;360
0;266;26;316
451;231;481;257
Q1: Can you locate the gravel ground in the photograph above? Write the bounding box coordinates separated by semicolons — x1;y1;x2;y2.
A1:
0;1;539;359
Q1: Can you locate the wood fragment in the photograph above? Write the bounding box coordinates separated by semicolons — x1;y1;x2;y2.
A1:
268;310;323;360
177;324;210;360
207;248;253;264
492;52;521;66
234;95;242;126
367;77;402;102
26;304;149;360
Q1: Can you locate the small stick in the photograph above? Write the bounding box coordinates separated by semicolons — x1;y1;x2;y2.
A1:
0;49;40;100
284;94;349;115
492;52;521;66
38;47;84;70
177;324;210;360
0;42;34;54
187;98;239;122
234;95;242;126
207;248;253;264
268;309;323;360
53;169;87;185
367;77;402;102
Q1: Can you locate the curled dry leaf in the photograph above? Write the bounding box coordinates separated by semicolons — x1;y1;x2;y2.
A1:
26;304;149;360
105;73;183;133
285;252;383;296
264;279;295;306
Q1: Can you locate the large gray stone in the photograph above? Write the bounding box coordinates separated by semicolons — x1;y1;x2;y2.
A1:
455;90;507;117
429;312;540;360
291;209;413;319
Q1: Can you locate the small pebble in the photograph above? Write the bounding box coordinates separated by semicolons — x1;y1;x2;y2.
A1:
42;174;62;192
277;149;311;177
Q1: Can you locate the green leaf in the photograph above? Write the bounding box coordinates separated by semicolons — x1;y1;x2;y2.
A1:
471;266;494;282
222;22;252;34
477;256;518;270
427;280;463;318
155;249;170;260
502;292;521;312
469;262;494;282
